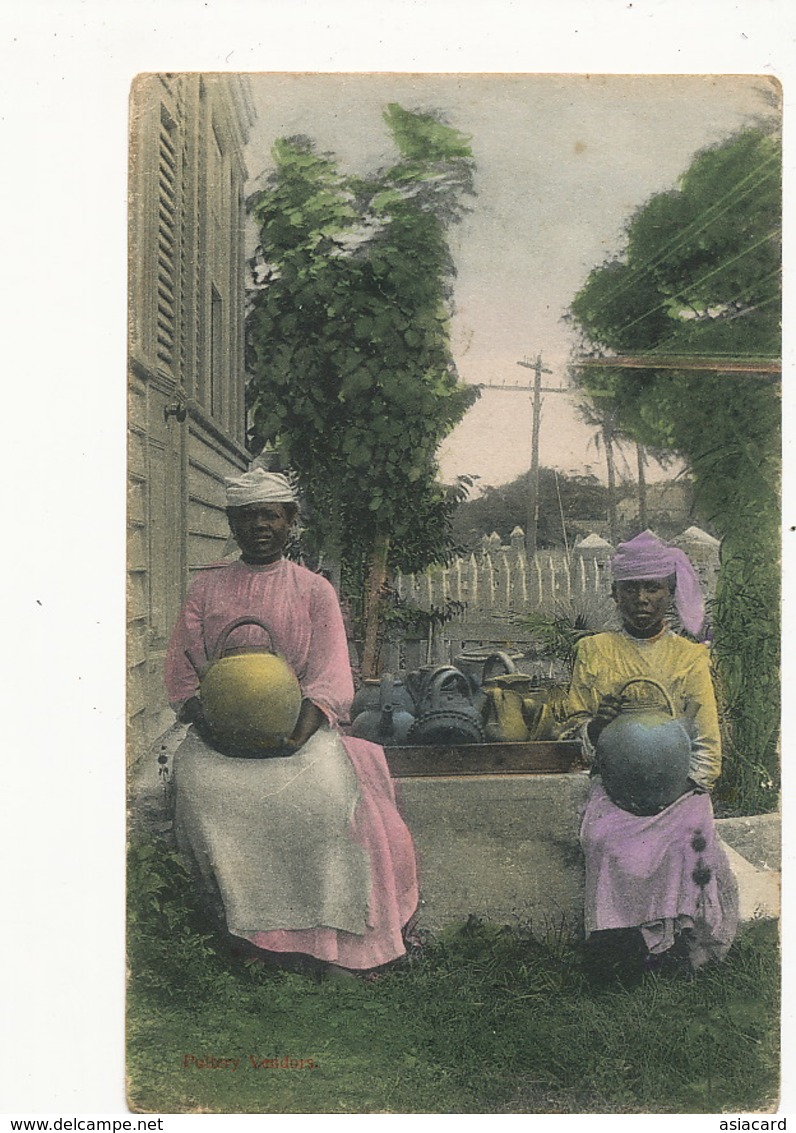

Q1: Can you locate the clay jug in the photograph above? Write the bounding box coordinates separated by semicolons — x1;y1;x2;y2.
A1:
350;673;415;745
521;695;556;741
481;671;536;742
350;679;381;721
482;687;530;742
351;673;415;720
596;677;693;815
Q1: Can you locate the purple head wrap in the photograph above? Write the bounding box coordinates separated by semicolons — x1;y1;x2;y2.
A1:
611;530;705;636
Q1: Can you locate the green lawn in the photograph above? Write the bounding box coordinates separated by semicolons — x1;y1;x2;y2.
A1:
127;837;780;1114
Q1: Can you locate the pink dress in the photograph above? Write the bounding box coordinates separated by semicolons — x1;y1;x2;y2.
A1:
165;557;418;970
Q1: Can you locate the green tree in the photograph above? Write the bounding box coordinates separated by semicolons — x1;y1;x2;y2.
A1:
569;127;781;812
450;468;611;551
245;106;479;676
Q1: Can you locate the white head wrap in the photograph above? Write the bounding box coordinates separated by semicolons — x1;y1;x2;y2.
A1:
224;468;297;508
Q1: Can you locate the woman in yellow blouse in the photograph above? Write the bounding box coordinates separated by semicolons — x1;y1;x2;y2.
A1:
565;531;738;976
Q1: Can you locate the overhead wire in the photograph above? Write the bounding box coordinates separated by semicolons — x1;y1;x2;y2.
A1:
644;266;782;358
578;152;779;319
595;226;781;347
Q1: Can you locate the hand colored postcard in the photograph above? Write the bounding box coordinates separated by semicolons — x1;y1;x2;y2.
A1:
126;72;780;1116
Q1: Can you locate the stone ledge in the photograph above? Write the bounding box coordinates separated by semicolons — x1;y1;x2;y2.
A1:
394;772;591;936
718;840;780;923
396;773;780;935
128;726;780;936
715;813;781;871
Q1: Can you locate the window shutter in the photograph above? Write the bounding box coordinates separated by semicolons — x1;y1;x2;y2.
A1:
156;105;179;372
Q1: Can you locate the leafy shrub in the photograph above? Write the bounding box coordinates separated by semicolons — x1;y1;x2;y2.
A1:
127;835;245;1005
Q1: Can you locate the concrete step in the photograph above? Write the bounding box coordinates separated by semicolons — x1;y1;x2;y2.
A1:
715;812;780;924
718;839;780;924
715;812;781;871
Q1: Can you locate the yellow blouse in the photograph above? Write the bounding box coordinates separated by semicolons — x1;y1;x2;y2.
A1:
565;629;722;790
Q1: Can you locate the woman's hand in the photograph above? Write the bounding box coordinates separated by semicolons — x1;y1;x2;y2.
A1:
177;696;212;739
586;694;624;746
260;737;303;759
286;700;327;749
257;702;327;758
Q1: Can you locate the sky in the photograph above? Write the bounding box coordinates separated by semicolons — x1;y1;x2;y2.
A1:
243;73;778;489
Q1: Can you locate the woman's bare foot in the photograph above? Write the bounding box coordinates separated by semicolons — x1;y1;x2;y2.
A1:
324;963;359;982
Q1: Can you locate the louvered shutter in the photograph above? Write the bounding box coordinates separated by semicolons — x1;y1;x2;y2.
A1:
156;105;179;372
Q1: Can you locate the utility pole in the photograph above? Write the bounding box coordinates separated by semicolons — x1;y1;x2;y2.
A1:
480;355;567;556
516;355;552;556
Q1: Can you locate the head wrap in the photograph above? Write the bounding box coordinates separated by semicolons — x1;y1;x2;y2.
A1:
611;530;705;636
224;468;297;509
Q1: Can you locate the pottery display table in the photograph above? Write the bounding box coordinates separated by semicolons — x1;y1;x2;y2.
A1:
385;739;582;778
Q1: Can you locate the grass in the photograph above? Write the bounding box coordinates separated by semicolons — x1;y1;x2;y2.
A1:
127;836;780;1114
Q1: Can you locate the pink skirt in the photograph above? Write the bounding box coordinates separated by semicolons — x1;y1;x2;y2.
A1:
581;780;738;964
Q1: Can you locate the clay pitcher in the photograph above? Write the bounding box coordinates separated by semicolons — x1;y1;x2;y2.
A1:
521;694;556;741
351;673;415;720
481;671;534;742
482;686;530;742
350;673;415;745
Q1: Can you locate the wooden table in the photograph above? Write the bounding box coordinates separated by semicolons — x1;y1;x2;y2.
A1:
384;740;583;778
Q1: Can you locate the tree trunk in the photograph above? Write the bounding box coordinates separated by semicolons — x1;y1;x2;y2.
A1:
361;533;390;679
604;418;619;545
636;442;648;530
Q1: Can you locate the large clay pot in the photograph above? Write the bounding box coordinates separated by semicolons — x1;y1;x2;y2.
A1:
596;677;693;816
199;616;302;753
480;651;521;684
455;648;522;684
407;665;484;746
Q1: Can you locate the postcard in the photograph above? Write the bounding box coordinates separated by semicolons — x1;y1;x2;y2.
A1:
124;71;782;1116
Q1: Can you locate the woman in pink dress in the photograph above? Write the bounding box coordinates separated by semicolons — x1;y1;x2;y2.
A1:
165;468;418;976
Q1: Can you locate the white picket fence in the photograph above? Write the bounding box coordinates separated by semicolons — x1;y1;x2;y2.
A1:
390;527;720;670
396;546;609;615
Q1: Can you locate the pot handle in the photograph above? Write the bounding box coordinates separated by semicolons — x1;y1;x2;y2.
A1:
616;677;676;717
423;666;471;708
209;616;275;663
481;651;518;683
